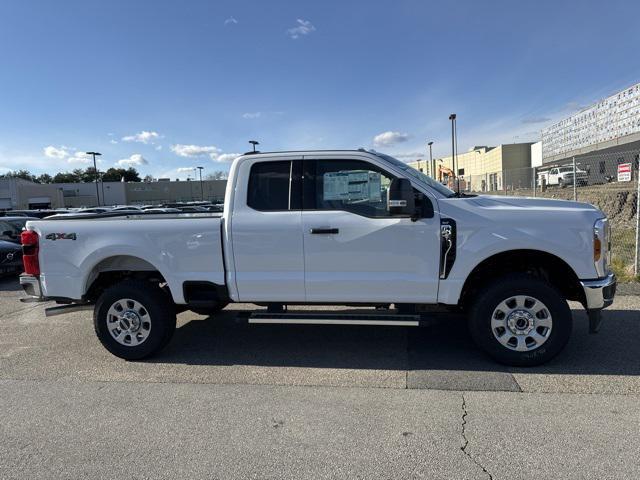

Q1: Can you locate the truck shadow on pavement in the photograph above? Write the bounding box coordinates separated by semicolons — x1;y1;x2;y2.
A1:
153;307;640;385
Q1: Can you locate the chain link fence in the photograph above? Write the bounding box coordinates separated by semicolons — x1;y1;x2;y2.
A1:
460;148;640;282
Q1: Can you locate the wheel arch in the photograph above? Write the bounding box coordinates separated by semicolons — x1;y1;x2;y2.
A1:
459;249;586;310
83;255;171;303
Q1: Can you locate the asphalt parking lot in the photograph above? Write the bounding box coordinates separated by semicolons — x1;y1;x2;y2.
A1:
1;276;639;479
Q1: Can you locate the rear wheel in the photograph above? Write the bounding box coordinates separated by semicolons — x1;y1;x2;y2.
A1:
94;280;176;360
468;274;572;366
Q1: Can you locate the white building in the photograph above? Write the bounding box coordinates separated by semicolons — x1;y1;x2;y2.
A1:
542;82;640;164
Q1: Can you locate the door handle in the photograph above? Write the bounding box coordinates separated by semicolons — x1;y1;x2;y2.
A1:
310;228;339;234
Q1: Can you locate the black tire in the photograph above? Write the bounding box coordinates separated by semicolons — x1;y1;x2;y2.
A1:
468;274;572;367
94;280;176;360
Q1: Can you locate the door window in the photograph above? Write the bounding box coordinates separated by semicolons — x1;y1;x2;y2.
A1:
247;161;301;211
304;160;395;217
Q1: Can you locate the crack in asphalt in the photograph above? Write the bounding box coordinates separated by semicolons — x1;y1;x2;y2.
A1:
460;394;493;480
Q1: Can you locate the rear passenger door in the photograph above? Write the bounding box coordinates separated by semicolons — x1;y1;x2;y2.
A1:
230;157;305;302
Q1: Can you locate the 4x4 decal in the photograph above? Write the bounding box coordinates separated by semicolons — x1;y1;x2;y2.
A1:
45;233;77;241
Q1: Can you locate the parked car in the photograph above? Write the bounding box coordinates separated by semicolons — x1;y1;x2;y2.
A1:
143;208;182;213
0;217;39;243
5;210;71;219
110;206;143;212
0;240;23;276
20;149;615;366
77;208;112;214
175;206;209;212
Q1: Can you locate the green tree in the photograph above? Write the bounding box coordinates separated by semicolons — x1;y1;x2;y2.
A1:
0;169;38;182
82;166;100;183
36;173;53;184
53;171;82;183
102;167;141;182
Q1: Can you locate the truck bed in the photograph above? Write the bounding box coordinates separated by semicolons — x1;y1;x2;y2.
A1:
26;213;225;304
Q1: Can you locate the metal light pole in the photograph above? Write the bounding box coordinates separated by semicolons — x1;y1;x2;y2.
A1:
448;114;458;194
428;141;434;179
99;171;106;205
86;152;102;206
635;161;640;276
197;166;204;201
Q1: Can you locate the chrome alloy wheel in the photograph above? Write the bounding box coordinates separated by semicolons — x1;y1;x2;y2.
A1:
490;295;553;352
106;298;152;347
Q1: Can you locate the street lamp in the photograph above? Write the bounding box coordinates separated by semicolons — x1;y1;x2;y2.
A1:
86;151;102;206
428;141;434;179
197;166;204;201
448;114;459;195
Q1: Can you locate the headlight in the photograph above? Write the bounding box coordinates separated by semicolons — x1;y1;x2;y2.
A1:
593;218;610;277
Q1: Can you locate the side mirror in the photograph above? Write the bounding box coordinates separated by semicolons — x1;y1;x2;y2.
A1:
418;194;434;219
387;178;415;216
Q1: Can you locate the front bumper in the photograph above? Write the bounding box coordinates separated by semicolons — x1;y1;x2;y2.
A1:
580;273;617;310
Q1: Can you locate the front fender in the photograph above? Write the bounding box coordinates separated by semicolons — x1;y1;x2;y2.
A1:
437;224;595;305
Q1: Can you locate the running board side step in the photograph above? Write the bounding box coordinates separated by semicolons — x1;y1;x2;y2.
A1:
45;303;93;317
248;312;420;327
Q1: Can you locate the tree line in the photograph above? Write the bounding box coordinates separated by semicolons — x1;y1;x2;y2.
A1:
0;167;228;184
0;167;142;184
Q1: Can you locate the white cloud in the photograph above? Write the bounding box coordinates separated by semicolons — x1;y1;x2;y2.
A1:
44;146;97;165
122;131;161;144
214;153;241;163
67;152;93;165
242;112;261;119
224;16;238;25
176;167;195;173
171;144;221;158
155;145;162;151
287;19;315;39
372;131;410;147
110;139;118;144
43;145;70;159
116;154;148;167
391;151;426;160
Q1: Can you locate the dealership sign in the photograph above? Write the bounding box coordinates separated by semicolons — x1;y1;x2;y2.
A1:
617;163;632;182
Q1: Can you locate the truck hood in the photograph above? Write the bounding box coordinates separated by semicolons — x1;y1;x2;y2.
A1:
466;195;600;213
438;194;604;228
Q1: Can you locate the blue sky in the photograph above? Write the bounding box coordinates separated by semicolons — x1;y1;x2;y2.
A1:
1;0;639;179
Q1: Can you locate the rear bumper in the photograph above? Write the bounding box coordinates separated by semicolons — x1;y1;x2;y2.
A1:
580;273;617;310
20;274;43;299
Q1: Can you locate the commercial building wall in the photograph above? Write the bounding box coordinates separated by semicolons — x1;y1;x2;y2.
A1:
124;180;227;205
0;178;65;210
16;183;65;209
542;82;640;163
407;143;533;192
54;181;127;207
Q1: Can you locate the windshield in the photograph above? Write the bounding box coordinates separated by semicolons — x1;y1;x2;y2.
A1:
371;151;456;197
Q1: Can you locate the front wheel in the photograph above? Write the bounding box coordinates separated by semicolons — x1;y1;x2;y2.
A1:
94;280;176;360
468;274;572;366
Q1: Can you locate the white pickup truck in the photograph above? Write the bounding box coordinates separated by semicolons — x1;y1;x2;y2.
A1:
19;149;616;366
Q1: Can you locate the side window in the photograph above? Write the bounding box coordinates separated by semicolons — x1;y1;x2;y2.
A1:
247;161;291;211
306;160;395;217
0;221;13;236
